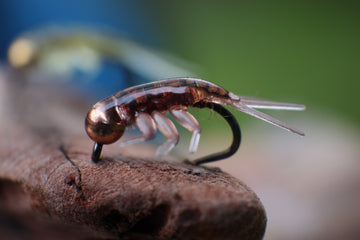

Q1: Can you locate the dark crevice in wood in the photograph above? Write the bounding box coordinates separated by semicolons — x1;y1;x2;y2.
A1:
59;145;83;192
129;203;171;235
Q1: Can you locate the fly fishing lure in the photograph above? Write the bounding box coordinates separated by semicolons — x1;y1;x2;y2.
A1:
85;78;305;164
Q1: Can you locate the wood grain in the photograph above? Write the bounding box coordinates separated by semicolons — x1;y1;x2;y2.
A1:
0;70;266;240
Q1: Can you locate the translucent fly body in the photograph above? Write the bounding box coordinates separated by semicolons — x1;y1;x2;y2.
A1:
85;78;305;164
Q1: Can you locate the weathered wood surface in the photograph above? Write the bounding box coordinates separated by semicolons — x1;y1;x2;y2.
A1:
0;71;266;240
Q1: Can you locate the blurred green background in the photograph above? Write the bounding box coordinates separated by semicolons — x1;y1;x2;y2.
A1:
155;0;359;127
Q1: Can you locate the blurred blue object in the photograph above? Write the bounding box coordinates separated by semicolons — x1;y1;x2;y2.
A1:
0;0;156;59
7;28;195;100
1;0;193;100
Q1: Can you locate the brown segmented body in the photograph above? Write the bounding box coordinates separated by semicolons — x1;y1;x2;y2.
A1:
85;77;305;164
107;78;230;121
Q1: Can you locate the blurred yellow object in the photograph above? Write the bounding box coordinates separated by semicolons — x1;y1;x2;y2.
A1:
8;38;36;68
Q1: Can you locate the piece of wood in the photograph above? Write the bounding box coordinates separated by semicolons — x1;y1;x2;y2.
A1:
0;71;266;240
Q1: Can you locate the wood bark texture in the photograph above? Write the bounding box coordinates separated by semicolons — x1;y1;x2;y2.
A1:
0;71;266;240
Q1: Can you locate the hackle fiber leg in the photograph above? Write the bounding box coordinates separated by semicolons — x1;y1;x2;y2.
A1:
152;111;180;156
170;109;201;153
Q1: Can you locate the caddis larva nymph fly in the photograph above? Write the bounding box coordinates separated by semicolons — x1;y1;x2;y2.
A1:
85;78;305;164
